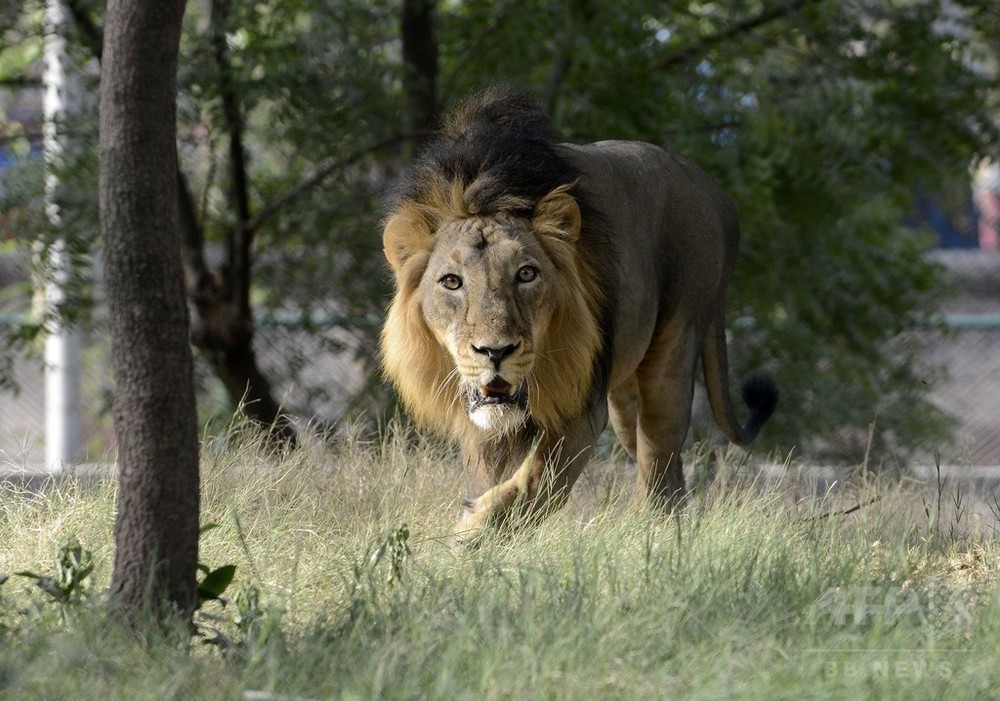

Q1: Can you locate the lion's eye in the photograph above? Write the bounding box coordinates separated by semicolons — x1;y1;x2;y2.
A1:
439;274;463;290
516;266;539;283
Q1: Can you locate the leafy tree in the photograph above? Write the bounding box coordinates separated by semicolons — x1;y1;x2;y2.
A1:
171;0;406;440
3;0;406;441
2;0;998;463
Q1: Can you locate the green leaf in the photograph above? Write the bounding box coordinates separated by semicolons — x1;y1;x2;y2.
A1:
198;564;237;602
15;572;65;600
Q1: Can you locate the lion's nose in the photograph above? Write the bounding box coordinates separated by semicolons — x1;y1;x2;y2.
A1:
471;342;519;369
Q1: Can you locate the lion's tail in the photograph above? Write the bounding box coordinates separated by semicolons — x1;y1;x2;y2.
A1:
702;318;778;447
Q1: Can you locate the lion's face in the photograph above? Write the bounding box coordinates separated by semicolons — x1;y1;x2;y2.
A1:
382;184;603;439
420;214;557;434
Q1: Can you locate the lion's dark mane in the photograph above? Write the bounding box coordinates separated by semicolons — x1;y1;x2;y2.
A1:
399;86;580;218
389;85;617;415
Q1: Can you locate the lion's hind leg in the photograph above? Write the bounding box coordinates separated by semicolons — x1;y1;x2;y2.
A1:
634;326;700;511
608;374;640;460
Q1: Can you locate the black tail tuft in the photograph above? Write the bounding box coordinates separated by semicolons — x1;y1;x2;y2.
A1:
740;372;778;442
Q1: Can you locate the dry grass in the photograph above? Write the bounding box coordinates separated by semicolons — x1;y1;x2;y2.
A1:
1;422;998;699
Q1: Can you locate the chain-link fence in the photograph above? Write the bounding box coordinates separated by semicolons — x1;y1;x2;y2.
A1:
920;250;1000;465
2;251;999;471
0;308;378;471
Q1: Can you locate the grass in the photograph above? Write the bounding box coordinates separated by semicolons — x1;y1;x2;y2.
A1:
1;423;998;700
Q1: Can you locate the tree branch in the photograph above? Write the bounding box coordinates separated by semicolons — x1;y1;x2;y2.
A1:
210;0;252;319
0;130;43;145
800;495;882;522
0;76;43;87
542;5;578;119
439;8;511;105
402;0;438;151
176;167;212;294
658;0;829;70
63;0;103;60
245;133;415;234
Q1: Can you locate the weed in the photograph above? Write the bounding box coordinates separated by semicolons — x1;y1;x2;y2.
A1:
368;524;410;589
194;523;237;608
15;535;94;621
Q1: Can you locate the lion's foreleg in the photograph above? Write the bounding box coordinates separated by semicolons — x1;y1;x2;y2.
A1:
455;438;548;538
454;409;605;543
454;436;594;542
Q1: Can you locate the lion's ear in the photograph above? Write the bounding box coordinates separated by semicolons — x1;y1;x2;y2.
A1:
533;184;581;242
383;208;432;272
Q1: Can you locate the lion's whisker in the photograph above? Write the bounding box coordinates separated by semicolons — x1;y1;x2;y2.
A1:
431;367;461;405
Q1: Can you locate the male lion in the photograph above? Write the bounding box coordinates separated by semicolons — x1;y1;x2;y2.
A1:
381;87;777;538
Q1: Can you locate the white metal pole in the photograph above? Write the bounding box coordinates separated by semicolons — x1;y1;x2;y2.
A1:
42;0;82;475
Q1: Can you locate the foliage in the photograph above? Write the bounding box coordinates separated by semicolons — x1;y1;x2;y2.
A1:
1;0;998;460
190;520;281;656
15;535;94;604
6;527;241;624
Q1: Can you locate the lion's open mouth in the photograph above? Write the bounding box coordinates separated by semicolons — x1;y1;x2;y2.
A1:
468;377;527;410
467;377;529;433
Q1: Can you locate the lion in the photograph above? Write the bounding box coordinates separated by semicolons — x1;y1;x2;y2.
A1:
380;87;777;539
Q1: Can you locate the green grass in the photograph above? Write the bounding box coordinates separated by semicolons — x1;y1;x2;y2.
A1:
1;424;998;700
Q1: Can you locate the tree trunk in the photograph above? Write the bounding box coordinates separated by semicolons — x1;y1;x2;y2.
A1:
61;0;297;451
99;0;200;623
402;0;438;151
179;0;297;448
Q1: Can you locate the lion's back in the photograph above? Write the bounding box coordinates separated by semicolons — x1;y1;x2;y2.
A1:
559;140;741;384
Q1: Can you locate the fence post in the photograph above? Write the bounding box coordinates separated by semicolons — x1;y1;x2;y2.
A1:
41;0;82;475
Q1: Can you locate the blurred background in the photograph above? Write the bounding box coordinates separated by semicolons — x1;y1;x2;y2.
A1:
2;0;999;470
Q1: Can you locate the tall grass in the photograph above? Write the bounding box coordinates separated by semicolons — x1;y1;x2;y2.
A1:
1;424;997;699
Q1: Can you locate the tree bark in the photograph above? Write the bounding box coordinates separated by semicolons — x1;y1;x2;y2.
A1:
99;0;200;623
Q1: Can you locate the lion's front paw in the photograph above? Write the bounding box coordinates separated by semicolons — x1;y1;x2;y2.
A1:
452;490;501;547
453;509;488;542
455;494;490;544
